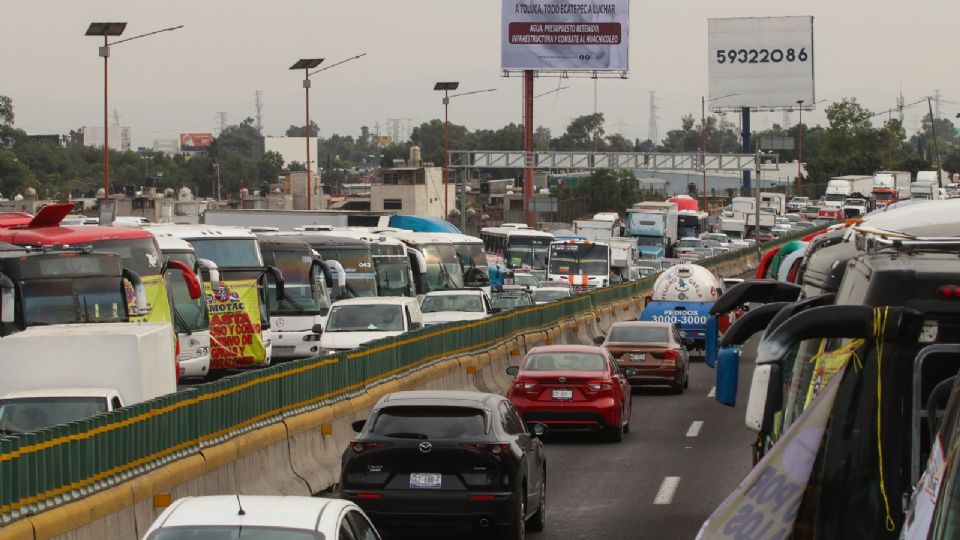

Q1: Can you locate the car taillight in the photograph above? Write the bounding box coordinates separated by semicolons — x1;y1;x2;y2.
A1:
663;349;678;360
940;285;960;298
350;441;391;453
464;443;511;455
513;380;538;394
586;381;612;393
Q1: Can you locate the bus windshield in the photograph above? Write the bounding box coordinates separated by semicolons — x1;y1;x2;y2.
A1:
163;252;209;332
20;277;125;326
89;238;163;277
455;243;490;288
267;251;329;315
421;244;463;292
549;243;609;276
506;236;550;269
375;258;414;297
188;239;261;269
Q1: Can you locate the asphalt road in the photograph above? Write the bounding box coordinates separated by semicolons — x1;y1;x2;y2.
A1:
528;339;758;540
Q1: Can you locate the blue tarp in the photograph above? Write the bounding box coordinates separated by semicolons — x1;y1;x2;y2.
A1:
388;215;461;234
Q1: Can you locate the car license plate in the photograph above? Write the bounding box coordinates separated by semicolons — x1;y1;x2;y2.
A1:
552;389;573;400
630;353;645;361
409;472;442;489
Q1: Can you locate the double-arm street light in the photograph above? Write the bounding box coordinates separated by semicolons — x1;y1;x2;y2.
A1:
433;83;497;224
86;22;182;200
290;53;366;210
700;93;738;212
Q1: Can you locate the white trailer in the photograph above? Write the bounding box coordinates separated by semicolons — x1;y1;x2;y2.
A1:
824;175;874;207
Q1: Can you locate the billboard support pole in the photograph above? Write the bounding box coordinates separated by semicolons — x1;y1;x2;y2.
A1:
304;68;313;211
741;107;751;195
523;70;534;227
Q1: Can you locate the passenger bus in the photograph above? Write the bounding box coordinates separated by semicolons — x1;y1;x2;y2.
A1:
0;242;151;336
256;234;339;361
676;210;708;239
0;204;199;331
479;224;554;270
546;239;612;290
289;228;419;299
151;233;218;379
382;231;490;296
149;225;283;369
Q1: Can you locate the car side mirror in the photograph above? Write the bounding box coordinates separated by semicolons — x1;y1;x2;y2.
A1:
409;321;422;330
506;365;520;377
351;419;366;433
623;367;639;378
593;336;606;346
312;323;324;335
489;307;502;314
529;423;548;438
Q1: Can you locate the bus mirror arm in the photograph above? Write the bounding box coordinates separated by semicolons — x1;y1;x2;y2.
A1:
313;257;336;288
197;258;220;291
122;268;151;314
406;246;428;274
0;272;14;324
324;259;347;288
265;265;286;301
167;259;202;300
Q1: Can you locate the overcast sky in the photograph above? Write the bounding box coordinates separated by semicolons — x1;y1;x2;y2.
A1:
3;0;958;148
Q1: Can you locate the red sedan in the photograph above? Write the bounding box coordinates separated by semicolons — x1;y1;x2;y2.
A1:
506;345;633;442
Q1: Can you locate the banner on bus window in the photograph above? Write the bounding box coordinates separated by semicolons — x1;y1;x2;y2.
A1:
696;365;846;540
126;274;173;325
205;279;266;368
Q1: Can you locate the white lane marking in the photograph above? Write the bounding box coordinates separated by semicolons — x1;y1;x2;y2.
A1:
707;386;716;398
686;421;704;438
654;476;681;505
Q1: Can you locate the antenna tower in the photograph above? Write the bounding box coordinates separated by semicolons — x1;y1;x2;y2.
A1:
897;91;905;122
934;89;942;119
216;112;228;135
646;91;659;144
255;91;263;134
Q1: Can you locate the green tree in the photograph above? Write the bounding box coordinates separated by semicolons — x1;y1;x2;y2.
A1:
552;113;605;151
285;121;320;137
0;95;12;124
570;169;640;215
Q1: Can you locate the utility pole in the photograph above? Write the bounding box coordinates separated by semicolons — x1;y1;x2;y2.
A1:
928;97;944;187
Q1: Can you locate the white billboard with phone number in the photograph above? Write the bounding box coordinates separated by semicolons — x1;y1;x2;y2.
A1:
707;16;814;109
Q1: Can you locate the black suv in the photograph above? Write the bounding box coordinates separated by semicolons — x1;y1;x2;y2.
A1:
340;390;547;539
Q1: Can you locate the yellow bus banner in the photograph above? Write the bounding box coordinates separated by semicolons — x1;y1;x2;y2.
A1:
206;279;266;368
127;274;172;325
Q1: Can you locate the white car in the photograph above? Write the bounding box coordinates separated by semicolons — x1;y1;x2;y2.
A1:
532;286;573;305
512;272;540;288
319;297;423;354
144;495;381;539
787;196;810;212
420;289;499;326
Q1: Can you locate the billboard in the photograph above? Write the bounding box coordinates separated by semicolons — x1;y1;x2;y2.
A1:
501;0;629;71
180;133;213;152
707;16;814;110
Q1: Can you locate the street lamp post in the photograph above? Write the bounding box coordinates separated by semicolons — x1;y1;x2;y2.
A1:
797;99;804;195
290;59;324;211
86;22;182;200
433;82;459;221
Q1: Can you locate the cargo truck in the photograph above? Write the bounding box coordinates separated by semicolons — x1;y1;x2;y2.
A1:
0;323;177;434
823;175;874;207
626;201;678;259
871;170;911;207
639;264;723;350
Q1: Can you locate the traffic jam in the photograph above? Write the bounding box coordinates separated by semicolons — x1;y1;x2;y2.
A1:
3;186;959;539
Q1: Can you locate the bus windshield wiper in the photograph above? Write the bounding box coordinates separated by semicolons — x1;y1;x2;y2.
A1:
282;295;306;314
173;309;192;335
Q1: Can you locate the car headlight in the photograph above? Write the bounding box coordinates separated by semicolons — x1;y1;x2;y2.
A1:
324;349;340;355
303;334;321;342
196;347;209;357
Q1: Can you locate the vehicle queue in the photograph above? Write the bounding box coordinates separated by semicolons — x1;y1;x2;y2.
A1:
12;196;958;538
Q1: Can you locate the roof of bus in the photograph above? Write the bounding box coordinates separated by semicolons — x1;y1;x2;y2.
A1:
0;225;156;247
380;230;481;244
270;232;369;248
549;238;608;246
147;224;256;240
480;227;554;239
151;234;194;252
286;228;407;246
388;215;461;234
254;234;314;252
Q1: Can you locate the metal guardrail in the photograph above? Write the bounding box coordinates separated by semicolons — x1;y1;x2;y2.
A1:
0;227;824;525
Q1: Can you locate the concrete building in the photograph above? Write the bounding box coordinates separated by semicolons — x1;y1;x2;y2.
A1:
370;147;454;218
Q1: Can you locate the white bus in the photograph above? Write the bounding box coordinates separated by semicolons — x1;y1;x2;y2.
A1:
547;239;611;290
381;231;490;296
480;224;554;270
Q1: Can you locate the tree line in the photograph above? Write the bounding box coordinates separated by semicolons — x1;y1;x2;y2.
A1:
0;93;955;202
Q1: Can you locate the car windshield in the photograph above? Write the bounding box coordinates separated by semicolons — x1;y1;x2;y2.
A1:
523;353;607;371
873;192;894;200
146;528;321;540
421;294;484;313
20;277;125;326
635;236;663;247
265;251;329;315
607;325;669;343
492;294;530;309
514;274;539;287
325;304;404;332
0;397;107;433
678;239;701;248
823;193;846;202
164;252;209;332
90;237;164;276
189;239;261;269
371;407;486;439
533;289;569;303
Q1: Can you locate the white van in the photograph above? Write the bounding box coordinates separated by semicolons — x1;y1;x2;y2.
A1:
320;297;423;354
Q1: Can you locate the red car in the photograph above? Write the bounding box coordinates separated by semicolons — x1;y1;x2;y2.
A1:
506;345;633;442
